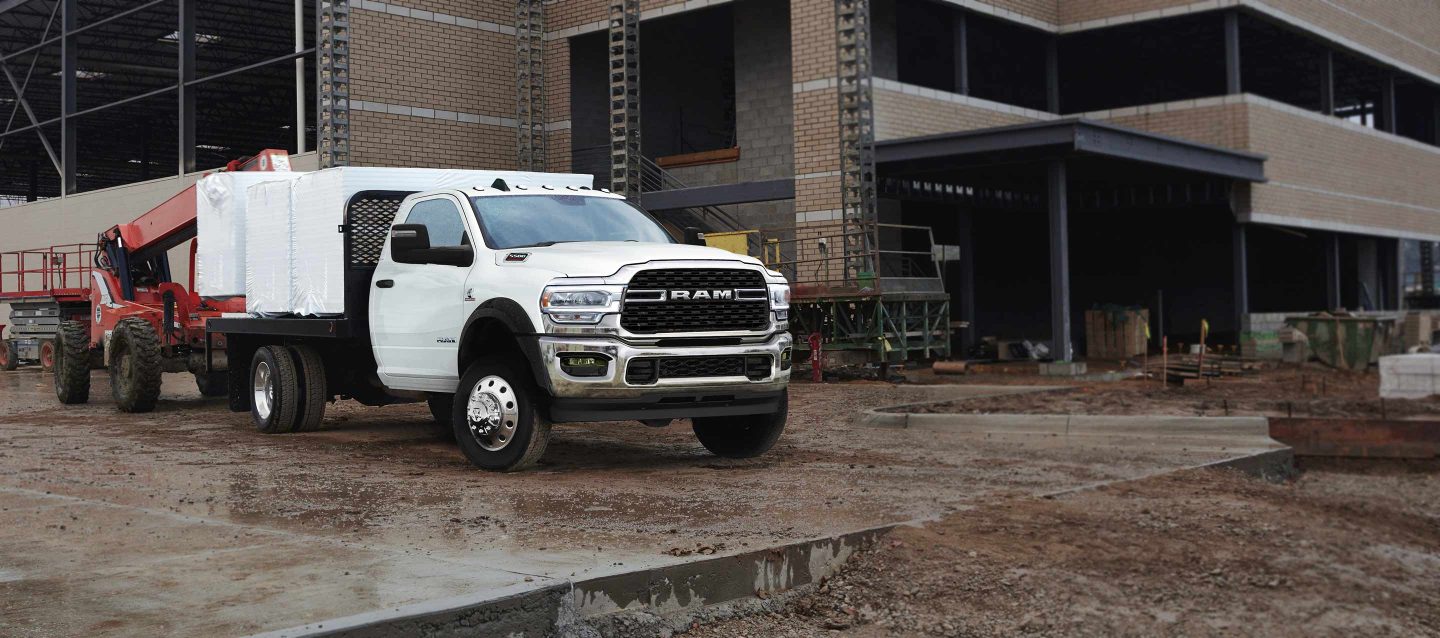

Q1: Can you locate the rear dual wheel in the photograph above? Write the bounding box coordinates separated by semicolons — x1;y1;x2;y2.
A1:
249;344;327;434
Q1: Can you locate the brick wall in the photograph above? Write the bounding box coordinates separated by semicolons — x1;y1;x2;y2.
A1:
874;86;1045;141
1257;0;1440;77
1245;99;1440;238
350;110;515;168
349;7;519;168
1090;95;1440;239
977;0;1061;25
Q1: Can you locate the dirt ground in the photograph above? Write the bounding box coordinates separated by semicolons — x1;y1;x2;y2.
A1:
907;364;1440;419
684;461;1440;638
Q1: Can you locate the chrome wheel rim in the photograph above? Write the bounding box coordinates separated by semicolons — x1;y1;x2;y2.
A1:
466;375;518;452
253;361;274;420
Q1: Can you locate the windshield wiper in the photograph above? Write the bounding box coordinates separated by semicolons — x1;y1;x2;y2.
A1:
510;240;579;248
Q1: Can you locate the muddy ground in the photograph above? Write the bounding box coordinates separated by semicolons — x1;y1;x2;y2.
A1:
906;364;1440;419
685;461;1440;638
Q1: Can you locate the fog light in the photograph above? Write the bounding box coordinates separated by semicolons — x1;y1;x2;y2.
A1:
780;348;793;370
559;353;610;377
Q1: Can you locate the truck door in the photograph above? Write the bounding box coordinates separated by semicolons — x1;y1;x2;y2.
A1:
370;195;474;390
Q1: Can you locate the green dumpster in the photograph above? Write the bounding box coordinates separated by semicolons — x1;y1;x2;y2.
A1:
1284;314;1396;371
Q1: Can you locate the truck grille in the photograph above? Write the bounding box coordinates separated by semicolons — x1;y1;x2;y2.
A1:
626;355;773;385
621;268;769;333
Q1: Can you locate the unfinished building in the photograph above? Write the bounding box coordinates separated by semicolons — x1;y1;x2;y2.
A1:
3;0;1439;365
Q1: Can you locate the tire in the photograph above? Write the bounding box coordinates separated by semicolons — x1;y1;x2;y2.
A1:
692;391;788;458
0;340;16;371
288;345;328;432
38;340;56;371
109;318;163;413
426;393;456;441
451;356;550;472
53;321;90;404
249;345;302;434
195;371;228;397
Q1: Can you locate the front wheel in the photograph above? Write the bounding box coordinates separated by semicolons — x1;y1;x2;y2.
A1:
692;391;788;458
53;321;91;403
451;357;550;471
109;318;163;413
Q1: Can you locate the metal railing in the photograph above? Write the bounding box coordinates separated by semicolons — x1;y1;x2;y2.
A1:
0;243;95;300
744;221;942;298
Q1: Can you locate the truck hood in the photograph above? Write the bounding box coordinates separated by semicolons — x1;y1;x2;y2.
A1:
492;241;766;278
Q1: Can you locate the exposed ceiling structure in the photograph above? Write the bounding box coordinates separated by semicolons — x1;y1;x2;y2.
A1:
0;0;314;200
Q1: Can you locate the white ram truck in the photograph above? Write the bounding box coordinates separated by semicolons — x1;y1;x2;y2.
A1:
205;169;793;471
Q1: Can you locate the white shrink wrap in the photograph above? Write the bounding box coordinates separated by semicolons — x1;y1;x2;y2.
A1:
244;180;297;316
1379;354;1440;399
193;171;303;297
285;168;593;316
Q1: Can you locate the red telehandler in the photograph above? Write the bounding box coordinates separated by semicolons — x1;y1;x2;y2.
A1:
0;150;290;411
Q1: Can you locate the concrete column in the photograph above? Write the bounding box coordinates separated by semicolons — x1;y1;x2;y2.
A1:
1233;223;1249;332
1325;233;1342;310
1048;160;1071;361
1224;11;1242;95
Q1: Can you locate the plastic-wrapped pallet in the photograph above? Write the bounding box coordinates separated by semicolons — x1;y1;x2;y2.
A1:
244;180;296;316
285;168;593;316
1379;354;1440;399
194;171;304;297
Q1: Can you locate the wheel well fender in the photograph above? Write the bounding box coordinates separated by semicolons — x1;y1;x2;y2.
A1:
459;299;549;393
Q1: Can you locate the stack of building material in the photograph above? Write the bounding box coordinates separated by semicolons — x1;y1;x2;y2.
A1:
243;167;592;317
194;171;304;298
1379;354;1440;399
1084;308;1148;360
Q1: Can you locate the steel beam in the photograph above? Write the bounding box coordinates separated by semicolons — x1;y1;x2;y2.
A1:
1379;72;1396;133
952;11;968;96
178;0;196;175
1325;232;1341;310
60;0;75;194
1047;159;1071;361
1391;237;1404;310
1233;222;1249;332
1224;11;1241;95
1045;37;1059;113
957;210;975;352
0;62;60;175
295;0;306;154
1320;50;1334;116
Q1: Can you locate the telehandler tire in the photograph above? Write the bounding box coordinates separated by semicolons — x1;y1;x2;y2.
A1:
109;318;163;413
53;321;91;404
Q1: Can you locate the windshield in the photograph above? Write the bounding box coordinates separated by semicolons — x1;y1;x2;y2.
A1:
469;194;673;249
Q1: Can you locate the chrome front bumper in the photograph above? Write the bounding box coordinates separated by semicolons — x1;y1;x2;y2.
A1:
537;332;793;400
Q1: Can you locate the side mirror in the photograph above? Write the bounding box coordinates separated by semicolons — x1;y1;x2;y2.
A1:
683;226;705;246
391;224;473;267
391;224;431;262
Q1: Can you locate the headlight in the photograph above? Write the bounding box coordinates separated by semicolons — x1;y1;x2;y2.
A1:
542;290;612;308
540;285;624;325
767;283;790;309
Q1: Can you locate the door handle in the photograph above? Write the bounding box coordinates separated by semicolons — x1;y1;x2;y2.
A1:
375;279;394;288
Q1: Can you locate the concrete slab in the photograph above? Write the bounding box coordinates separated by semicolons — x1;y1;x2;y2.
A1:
0;371;1291;636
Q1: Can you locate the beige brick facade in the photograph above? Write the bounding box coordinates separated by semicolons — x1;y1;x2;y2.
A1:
337;0;1440;243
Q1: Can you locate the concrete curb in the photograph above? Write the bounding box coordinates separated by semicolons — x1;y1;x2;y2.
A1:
252;526;894;638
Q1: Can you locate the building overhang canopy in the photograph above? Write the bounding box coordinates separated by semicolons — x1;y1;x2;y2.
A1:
877;118;1267;183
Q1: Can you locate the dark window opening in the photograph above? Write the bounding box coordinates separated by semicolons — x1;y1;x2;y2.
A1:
892;0;956;92
1059;13;1225;113
967;12;1048;112
567;4;737;183
1238;13;1328;112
